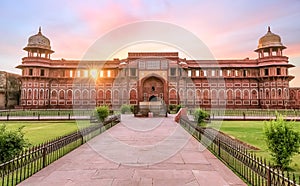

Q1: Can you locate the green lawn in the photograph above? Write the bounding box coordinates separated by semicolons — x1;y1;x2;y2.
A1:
210;120;300;175
0;120;90;145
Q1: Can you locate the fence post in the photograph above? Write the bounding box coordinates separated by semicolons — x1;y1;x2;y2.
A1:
42;145;47;168
68;113;70;120
267;167;271;186
218;139;221;157
7;114;9;121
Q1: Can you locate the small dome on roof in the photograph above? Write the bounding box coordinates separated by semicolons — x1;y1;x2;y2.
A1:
257;26;286;50
25;27;52;51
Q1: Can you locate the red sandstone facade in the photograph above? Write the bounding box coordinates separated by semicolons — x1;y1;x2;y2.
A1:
16;27;300;109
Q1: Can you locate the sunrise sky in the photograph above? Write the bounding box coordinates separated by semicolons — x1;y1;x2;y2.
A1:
0;0;300;86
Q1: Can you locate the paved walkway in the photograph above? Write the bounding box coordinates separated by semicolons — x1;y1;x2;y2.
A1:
19;115;246;186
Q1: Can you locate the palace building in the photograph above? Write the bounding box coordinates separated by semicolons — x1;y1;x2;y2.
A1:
16;27;300;110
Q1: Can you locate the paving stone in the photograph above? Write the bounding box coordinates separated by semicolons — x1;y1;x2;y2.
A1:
19;116;246;186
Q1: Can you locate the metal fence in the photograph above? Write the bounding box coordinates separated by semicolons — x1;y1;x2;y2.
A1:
180;117;299;186
0;114;120;186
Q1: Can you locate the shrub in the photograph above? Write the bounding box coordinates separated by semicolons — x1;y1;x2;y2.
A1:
0;124;29;163
175;104;182;113
120;104;132;114
95;106;109;122
264;114;300;170
193;108;209;125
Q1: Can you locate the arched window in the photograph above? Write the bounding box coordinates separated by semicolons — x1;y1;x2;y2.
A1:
196;89;201;100
271;89;276;98
179;89;184;100
34;89;38;99
251;90;258;99
27;89;32;99
113;90;119;100
211;89;217;100
51;90;57;99
235;90;241;100
39;89;44;100
129;89;136;100
45;89;49;99
203;89;209;99
90;90;96;99
266;89;270;99
67;90;72;99
243;90;249;100
82;90;89;99
219;89;225;100
106;90;112;100
98;90;104;100
227;90;233;100
59;90;65;100
74;90;80;100
187;89;194;100
278;89;282;98
170;89;177;99
122;90;127;100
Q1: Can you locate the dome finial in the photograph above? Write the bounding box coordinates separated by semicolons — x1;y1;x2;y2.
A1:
268;26;271;32
39;26;41;33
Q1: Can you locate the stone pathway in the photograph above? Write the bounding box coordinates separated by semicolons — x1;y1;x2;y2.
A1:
19;115;246;186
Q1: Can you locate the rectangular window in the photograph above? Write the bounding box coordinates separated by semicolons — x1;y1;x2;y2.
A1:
195;70;200;77
227;70;231;76
77;70;81;77
161;60;168;69
219;70;223;76
203;70;207;77
170;68;176;76
179;68;182;76
264;68;269;76
70;70;73;77
211;70;215;76
107;70;111;77
29;69;33;76
235;70;239;76
100;70;104;77
146;60;160;69
243;70;247;77
84;70;88;77
277;68;281;75
188;70;192;77
139;61;145;69
130;68;136;76
40;69;45;76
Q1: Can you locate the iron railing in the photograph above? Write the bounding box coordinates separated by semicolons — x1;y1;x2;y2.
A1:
180;117;299;186
0;114;120;186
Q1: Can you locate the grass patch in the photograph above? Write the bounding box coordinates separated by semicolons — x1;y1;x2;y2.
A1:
210;120;300;176
0;120;90;145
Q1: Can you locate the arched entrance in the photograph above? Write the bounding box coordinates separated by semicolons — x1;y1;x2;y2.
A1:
141;76;165;102
137;75;168;117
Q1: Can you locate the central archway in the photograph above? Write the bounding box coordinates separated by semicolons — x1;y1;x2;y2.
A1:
140;75;166;103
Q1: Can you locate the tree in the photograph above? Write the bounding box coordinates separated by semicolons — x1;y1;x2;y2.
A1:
120;104;131;114
95;106;109;122
264;114;300;169
193;108;209;126
0;124;29;163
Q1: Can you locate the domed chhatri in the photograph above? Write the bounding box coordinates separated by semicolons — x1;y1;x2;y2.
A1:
257;26;286;50
24;27;53;52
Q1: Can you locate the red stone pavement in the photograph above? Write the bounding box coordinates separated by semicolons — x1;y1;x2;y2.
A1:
19;115;246;186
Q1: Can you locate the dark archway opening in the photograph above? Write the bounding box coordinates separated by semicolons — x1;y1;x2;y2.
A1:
149;95;158;101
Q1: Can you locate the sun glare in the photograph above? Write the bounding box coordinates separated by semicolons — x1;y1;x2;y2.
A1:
90;69;98;79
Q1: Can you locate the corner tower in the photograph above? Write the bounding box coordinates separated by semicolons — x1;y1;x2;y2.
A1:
255;27;294;108
23;27;54;58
